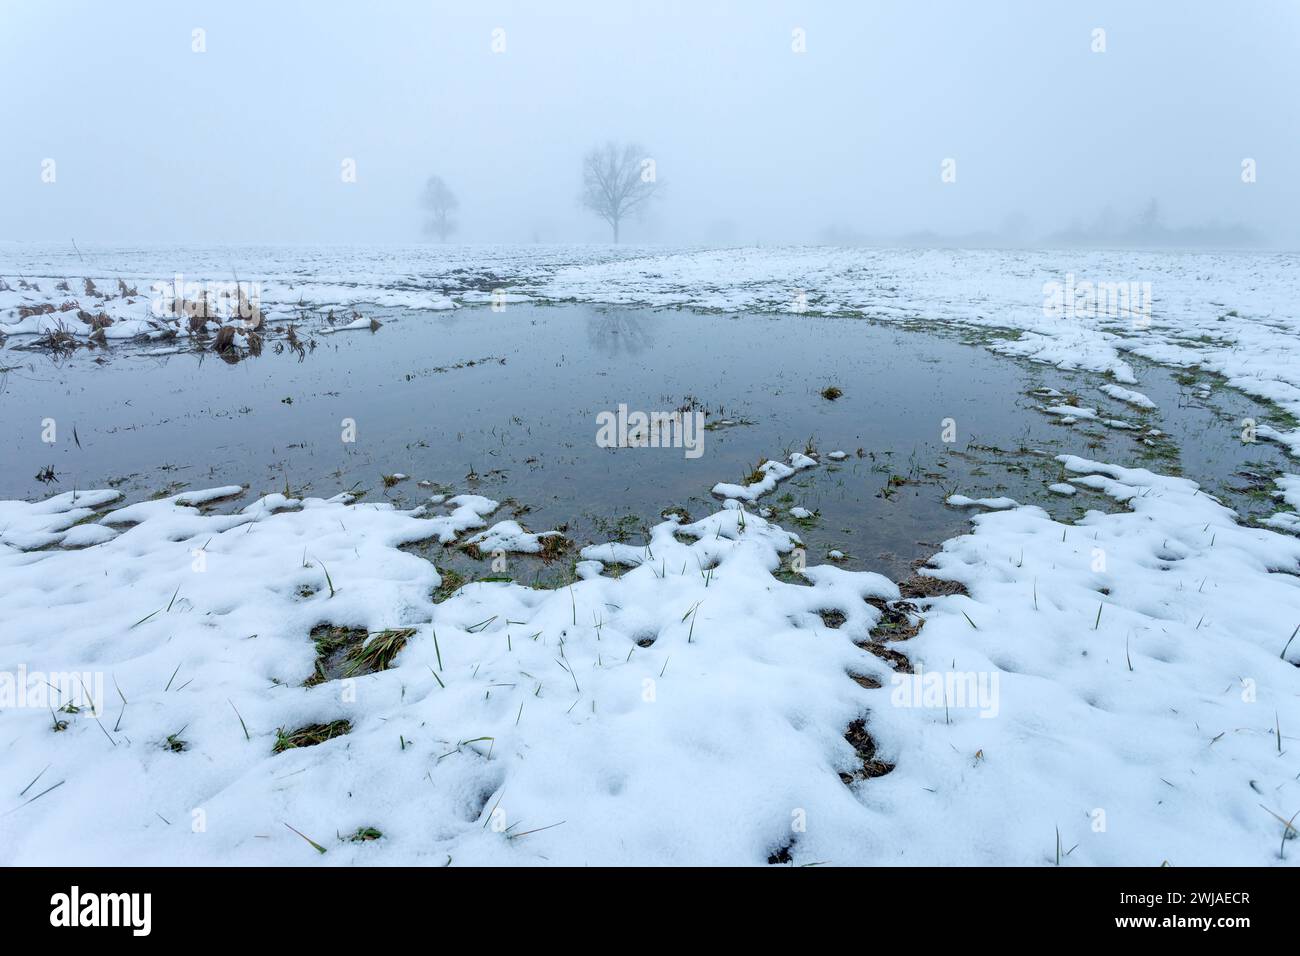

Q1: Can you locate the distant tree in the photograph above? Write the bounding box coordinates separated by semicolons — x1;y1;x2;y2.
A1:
580;142;660;243
1137;198;1161;231
421;175;459;241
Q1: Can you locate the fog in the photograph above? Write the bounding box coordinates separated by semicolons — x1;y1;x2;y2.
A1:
2;0;1297;247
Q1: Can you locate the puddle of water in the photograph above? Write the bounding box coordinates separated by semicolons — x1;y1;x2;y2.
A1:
0;303;1288;580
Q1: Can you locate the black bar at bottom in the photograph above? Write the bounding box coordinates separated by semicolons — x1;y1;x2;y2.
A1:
0;865;1279;939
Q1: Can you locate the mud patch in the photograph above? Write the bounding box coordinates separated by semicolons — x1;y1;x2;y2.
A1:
866;598;922;641
818;608;847;629
898;574;969;599
839;717;895;783
858;640;912;673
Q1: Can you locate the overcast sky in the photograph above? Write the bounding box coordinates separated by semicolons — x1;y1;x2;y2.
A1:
2;0;1297;245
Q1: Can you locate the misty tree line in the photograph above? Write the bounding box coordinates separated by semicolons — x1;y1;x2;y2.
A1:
421;141;661;243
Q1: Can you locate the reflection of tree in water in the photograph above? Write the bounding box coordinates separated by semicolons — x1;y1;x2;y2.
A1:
587;309;654;357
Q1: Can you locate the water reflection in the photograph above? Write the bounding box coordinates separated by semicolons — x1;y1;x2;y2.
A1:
587;308;654;357
0;303;1288;581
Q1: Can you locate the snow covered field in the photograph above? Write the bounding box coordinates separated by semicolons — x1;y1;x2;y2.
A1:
2;245;1299;866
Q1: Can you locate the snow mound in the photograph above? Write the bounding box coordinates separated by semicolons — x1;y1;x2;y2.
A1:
711;452;817;502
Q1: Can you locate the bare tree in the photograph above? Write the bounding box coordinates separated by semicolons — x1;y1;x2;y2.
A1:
421;175;459;241
580;142;660;243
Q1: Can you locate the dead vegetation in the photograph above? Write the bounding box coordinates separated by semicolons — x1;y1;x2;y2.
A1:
273;719;352;753
303;625;415;686
537;532;573;562
433;567;467;602
212;325;236;351
235;284;264;329
345;627;415;676
767;840;795;864
17;302;57;319
741;459;769;485
839;717;895;783
852;587;928;673
211;324;262;362
818;609;847;629
174;289;212;323
77;309;113;331
303;625;366;686
866;598;923;641
24;319;82;355
461;531;573;563
897;573;969;599
858;640;912;673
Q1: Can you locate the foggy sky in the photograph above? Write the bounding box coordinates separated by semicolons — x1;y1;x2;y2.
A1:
2;0;1298;246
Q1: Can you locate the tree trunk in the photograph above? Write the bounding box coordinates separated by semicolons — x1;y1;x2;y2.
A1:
612;218;620;244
